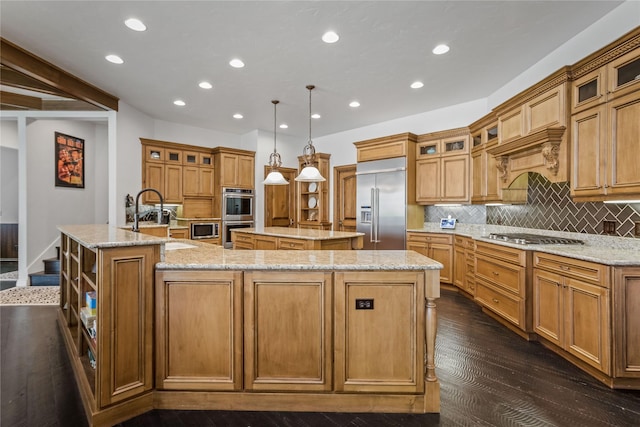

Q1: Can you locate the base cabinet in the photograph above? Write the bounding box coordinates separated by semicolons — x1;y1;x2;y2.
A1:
406;232;453;284
613;267;640;382
334;271;425;394
155;271;243;391
58;232;159;425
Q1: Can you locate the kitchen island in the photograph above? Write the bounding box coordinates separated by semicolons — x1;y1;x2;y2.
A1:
231;226;364;250
57;225;442;427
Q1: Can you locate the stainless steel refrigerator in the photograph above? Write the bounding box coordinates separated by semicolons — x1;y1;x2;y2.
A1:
356;157;407;250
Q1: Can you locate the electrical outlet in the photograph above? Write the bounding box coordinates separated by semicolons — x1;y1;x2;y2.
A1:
603;220;617;235
635;222;640;237
355;299;374;310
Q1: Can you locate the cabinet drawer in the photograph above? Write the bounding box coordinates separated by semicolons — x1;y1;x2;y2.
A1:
407;232;453;245
233;233;253;243
277;238;307;250
533;252;609;287
475;281;523;328
476;241;526;266
476;255;524;296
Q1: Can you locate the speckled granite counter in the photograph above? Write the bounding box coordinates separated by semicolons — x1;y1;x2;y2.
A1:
408;223;640;266
159;239;442;271
236;226;364;240
59;224;169;248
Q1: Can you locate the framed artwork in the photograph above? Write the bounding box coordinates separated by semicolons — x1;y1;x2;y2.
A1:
55;132;84;188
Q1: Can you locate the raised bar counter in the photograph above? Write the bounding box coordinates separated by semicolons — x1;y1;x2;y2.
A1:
57;225;442;427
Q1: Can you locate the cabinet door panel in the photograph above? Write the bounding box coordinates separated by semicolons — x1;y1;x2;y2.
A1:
244;272;332;392
430;244;452;284
571;105;607;197
183;166;199;196
198;167;215;196
614;268;640;378
334;271;424;394
143;163;164;203
164;164;183;203
416;158;440;202
156;272;243;391
533;269;563;346
608;93;640;195
565;279;610;374
441;155;469;201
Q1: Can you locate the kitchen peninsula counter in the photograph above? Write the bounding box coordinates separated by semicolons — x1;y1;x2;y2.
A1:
57;225;442;427
408;223;640;265
231;226;364;250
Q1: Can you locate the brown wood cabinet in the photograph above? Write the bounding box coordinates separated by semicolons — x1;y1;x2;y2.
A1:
183;150;214;197
58;230;159;425
453;235;475;296
141;140;184;204
334;271;425;394
232;228;362;250
474;241;532;337
406;232;453;284
570;28;640;202
244;271;333;391
155;270;243;391
213;147;255;189
168;227;189;239
415;130;470;204
470;114;502;204
533;252;611;375
297;153;331;230
613;267;640;384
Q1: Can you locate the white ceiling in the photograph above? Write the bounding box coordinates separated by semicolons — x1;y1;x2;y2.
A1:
0;1;624;138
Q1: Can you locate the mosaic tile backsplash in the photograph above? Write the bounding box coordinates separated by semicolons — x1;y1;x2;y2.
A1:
487;173;640;238
424;173;640;238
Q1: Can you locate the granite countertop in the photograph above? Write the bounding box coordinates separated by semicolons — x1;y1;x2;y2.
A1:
176;217;221;221
158;239;442;271
408;223;640;266
59;224;169;249
234;226;364;240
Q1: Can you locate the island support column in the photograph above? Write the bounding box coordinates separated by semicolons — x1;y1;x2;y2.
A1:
424;269;441;412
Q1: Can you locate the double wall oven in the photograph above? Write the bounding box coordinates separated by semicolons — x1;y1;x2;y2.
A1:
221;187;254;248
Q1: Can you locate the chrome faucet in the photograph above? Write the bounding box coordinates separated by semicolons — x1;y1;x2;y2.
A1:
132;188;164;232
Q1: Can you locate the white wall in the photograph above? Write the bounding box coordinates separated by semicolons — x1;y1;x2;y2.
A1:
0;121;19;223
26;119;107;268
488;1;640;109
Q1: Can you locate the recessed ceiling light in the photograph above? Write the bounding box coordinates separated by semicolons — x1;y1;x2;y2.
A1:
279;124;288;129
229;59;245;68
432;44;450;55
124;18;146;31
311;113;321;119
322;31;339;43
173;100;186;106
199;81;213;89
105;54;124;64
349;101;360;108
410;81;424;89
233;113;243;119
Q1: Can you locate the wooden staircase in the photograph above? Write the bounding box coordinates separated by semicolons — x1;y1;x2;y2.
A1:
29;247;60;287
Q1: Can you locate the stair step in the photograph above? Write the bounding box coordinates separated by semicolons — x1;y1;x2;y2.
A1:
43;257;60;274
29;272;59;286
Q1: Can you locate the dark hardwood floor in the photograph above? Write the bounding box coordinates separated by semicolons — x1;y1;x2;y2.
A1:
2;289;639;426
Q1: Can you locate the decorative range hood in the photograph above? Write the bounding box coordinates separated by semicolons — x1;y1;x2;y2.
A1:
487;126;565;183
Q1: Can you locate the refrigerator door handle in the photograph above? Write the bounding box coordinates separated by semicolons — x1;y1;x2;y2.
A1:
373;187;380;243
369;187;376;243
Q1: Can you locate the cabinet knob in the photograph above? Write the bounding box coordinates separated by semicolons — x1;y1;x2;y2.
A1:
492;271;500;276
560;265;570;271
492;298;499;303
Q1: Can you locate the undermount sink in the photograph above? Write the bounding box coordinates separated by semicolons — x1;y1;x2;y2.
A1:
164;241;197;251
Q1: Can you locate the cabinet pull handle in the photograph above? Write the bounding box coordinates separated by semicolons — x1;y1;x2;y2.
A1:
492;298;499;303
492;271;499;276
560;265;570;271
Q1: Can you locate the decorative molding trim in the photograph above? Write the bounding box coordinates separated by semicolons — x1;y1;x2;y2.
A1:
570;30;640;79
487;127;565;157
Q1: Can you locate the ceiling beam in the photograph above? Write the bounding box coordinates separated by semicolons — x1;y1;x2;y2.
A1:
0;90;43;109
0;65;71;97
1;37;119;111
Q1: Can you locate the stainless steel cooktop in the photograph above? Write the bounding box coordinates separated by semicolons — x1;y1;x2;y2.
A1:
487;233;584;245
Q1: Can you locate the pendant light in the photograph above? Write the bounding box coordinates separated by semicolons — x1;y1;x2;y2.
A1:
263;100;289;185
295;85;326;182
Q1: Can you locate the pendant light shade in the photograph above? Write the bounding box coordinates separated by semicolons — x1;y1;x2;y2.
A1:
295;85;326;182
263;100;289;185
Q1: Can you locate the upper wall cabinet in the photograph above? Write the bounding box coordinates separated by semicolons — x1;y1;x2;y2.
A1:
470;113;502;204
140;138;184;204
213;147;255;189
490;67;571;186
415;128;470;204
570;28;640;202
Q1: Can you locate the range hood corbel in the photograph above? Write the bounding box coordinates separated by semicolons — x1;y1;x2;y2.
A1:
487;126;565;181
